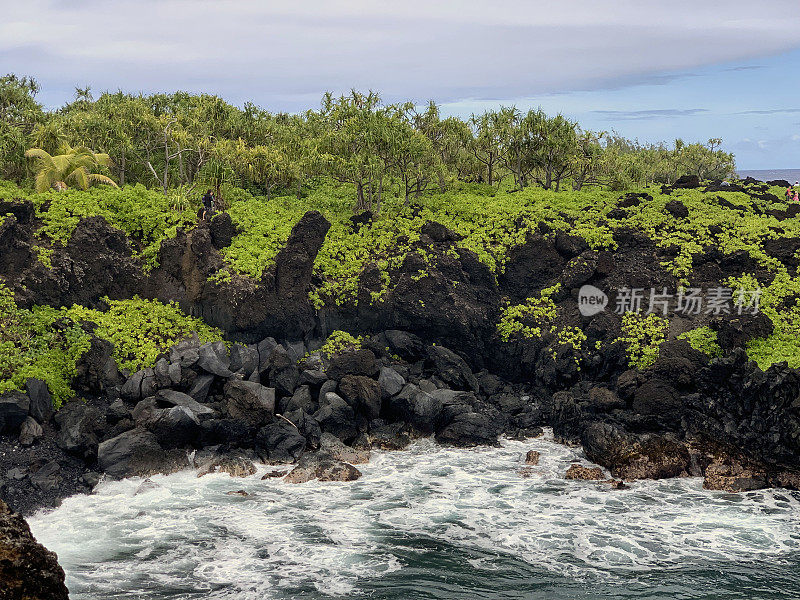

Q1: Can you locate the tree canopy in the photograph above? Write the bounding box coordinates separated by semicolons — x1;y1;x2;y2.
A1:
0;75;737;210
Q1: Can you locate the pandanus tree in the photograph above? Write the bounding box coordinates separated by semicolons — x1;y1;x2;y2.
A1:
24;144;118;192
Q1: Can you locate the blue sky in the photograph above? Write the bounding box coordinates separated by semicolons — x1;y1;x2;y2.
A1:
2;0;800;168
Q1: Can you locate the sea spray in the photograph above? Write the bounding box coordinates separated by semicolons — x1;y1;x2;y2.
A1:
29;432;800;600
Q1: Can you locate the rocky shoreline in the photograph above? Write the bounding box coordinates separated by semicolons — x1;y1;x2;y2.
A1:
4;176;800;594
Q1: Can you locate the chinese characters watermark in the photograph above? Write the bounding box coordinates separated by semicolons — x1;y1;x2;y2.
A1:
578;285;761;317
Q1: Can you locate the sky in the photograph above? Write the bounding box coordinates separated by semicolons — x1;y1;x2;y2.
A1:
2;0;800;169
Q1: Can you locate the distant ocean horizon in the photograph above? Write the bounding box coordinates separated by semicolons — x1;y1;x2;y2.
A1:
737;168;800;183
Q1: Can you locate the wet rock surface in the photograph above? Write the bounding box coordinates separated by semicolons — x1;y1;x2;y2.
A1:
0;499;69;600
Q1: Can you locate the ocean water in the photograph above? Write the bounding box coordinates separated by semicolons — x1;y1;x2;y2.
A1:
28;432;800;600
737;169;800;183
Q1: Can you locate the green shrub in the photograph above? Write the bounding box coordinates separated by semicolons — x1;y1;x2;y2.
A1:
0;282;91;407
0;282;222;406
66;297;223;373
319;330;362;359
497;284;561;341
678;326;722;358
619;312;669;370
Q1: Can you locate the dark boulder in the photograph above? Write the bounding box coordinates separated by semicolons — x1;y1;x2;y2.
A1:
188;374;215;403
382;330;426;362
664;199;689;219
54;401;106;459
97;428;187;479
24;379;52;424
73;337;123;395
0;500;69;600
266;347;300;395
338;375;381;419
378;366;405;399
436;411;502;447
222;380;276;428
672;174;701;189
18;417;43;447
209;212;238;249
427;345;479;392
581;422;691;480
199;418;251;447
229;343;258;377
326;349;378;381
0;393;30;434
421;220;462;243
156;389;215;416
146;406;201;449
255;420;307;463
314;392;357;442
197;341;233;378
711;312;773;349
284;453;362;483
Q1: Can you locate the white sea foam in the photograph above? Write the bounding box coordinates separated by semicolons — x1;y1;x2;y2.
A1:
28;431;800;599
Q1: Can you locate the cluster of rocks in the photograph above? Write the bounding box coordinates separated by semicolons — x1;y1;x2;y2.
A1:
0;329;547;515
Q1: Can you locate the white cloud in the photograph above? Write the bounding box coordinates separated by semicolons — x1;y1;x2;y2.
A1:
1;0;799;108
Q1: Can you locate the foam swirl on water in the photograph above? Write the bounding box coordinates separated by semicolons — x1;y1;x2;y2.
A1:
28;432;800;599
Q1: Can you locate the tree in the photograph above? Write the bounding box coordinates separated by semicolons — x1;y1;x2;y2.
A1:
317;90;392;213
24;144;118;192
469;111;502;186
533;113;578;191
0;74;44;181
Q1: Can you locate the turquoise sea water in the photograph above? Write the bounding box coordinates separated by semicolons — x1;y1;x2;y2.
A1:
28;434;800;600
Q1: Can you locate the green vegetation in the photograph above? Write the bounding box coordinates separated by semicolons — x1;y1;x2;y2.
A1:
0;76;734;211
319;330;363;359
0;282;221;406
726;272;800;369
3;75;800;377
65;297;222;373
1;180;195;269
0;282;91;406
678;326;722;358
619;313;670;370
24;144;118;192
498;284;561;341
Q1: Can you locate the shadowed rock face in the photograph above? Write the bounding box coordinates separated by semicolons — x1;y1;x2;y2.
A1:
150;210;331;342
3;211;145;310
0;499;69;600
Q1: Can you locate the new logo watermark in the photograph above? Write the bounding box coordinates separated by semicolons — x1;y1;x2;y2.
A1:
577;285;761;316
578;285;608;316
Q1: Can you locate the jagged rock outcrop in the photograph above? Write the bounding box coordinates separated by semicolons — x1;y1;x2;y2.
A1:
0;499;69;599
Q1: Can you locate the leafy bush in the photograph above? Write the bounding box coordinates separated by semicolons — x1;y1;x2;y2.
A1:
0;282;91;407
619;312;669;370
497;284;561;341
66;297;223;373
0;180;196;270
678;326;722;358
0;282;222;406
319;330;362;359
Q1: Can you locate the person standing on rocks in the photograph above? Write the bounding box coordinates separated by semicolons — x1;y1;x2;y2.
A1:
200;189;215;221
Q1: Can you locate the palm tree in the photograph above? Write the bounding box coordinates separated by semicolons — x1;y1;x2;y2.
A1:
24;144;119;193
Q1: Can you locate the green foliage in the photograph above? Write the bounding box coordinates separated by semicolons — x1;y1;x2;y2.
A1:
0;282;221;405
0;282;91;407
0;180;195;269
66;297;222;374
619;312;670;370
319;330;362;359
724;271;800;370
678;326;722;358
498;284;561;341
25;144;118;192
